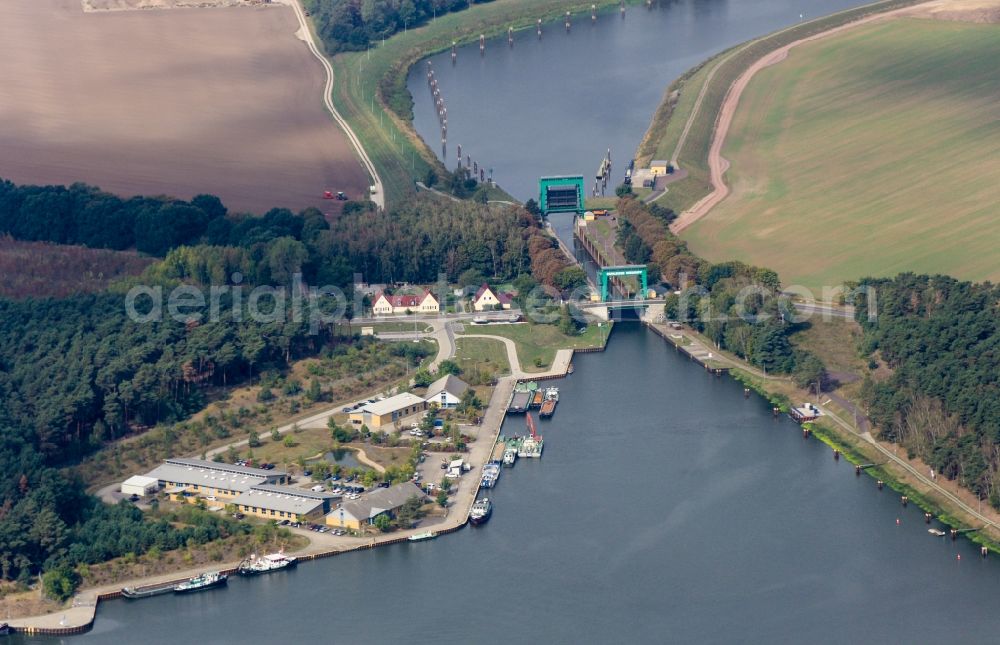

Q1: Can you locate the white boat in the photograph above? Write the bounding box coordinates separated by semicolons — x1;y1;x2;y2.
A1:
928;528;947;537
237;552;298;576
470;498;492;525
408;531;438;542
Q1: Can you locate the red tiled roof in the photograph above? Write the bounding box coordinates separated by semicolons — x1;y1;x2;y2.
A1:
474;284;512;305
375;290;436;308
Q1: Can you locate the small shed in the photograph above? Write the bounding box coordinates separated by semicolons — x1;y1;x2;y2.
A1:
650;160;669;176
121;475;159;497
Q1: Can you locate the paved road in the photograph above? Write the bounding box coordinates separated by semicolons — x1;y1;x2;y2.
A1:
283;0;384;210
790;301;856;320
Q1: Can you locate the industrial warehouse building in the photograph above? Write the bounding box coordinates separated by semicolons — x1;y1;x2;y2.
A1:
325;482;426;531
349;392;427;429
120;475;159;497
143;457;288;505
230;484;338;523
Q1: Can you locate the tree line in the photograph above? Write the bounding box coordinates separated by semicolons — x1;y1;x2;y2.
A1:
615;196;820;382
306;0;495;54
856;273;1000;507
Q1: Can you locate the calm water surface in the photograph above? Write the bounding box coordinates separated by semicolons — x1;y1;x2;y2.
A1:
409;0;872;201
30;324;1000;644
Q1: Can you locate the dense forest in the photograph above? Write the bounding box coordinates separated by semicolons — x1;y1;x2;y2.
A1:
856;274;1000;506
305;0;495;54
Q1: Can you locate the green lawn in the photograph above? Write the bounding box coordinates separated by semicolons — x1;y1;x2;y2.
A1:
454;337;511;377
477;322;611;371
684;18;1000;295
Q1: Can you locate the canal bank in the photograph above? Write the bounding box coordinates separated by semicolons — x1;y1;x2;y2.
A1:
646;316;1000;555
325;0;641;205
408;0;877;202
22;323;1000;644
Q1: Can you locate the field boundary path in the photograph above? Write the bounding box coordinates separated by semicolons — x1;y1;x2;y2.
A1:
282;0;385;210
670;2;927;234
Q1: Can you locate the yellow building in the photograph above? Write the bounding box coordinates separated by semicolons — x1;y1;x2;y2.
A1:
650;160;669;176
349;392;427;429
230;485;336;523
372;290;440;316
325;482;427;530
472;284;513;312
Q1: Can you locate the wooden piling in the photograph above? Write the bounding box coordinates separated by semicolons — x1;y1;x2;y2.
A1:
901;495;908;507
925;513;932;524
877;479;884;490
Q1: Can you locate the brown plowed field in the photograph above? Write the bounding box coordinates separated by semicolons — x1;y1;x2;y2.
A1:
0;0;367;214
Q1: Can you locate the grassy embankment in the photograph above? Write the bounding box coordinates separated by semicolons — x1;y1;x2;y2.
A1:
634;0;923;216
319;0;639;205
682;18;1000;292
475;322;612;372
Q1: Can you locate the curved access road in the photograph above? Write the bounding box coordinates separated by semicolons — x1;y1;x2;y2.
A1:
670;5;918;234
283;0;385;211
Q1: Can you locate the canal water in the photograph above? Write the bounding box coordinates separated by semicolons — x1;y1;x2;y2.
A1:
408;0;871;202
33;324;1000;644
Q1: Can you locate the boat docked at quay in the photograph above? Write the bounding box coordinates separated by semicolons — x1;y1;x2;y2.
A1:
470;498;493;525
238;552;298;576
480;461;502;488
539;386;559;418
517;415;544;458
173;571;228;594
408;531;438;542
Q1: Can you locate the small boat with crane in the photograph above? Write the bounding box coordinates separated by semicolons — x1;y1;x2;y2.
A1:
518;414;544;458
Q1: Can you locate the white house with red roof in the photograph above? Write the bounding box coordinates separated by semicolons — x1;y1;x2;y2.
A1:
372;290;440;316
472;284;514;311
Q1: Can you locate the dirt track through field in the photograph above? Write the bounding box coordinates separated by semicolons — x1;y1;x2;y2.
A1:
0;0;367;213
670;4;926;234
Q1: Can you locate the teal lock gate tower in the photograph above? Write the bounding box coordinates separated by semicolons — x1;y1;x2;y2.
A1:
539;176;585;216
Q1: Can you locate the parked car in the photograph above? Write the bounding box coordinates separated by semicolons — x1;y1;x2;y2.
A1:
377;482;390;488
342;407;352;413
232;513;245;520
128;494;140;502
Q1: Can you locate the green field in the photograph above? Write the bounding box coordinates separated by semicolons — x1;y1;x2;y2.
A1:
634;0;920;215
683;18;1000;295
